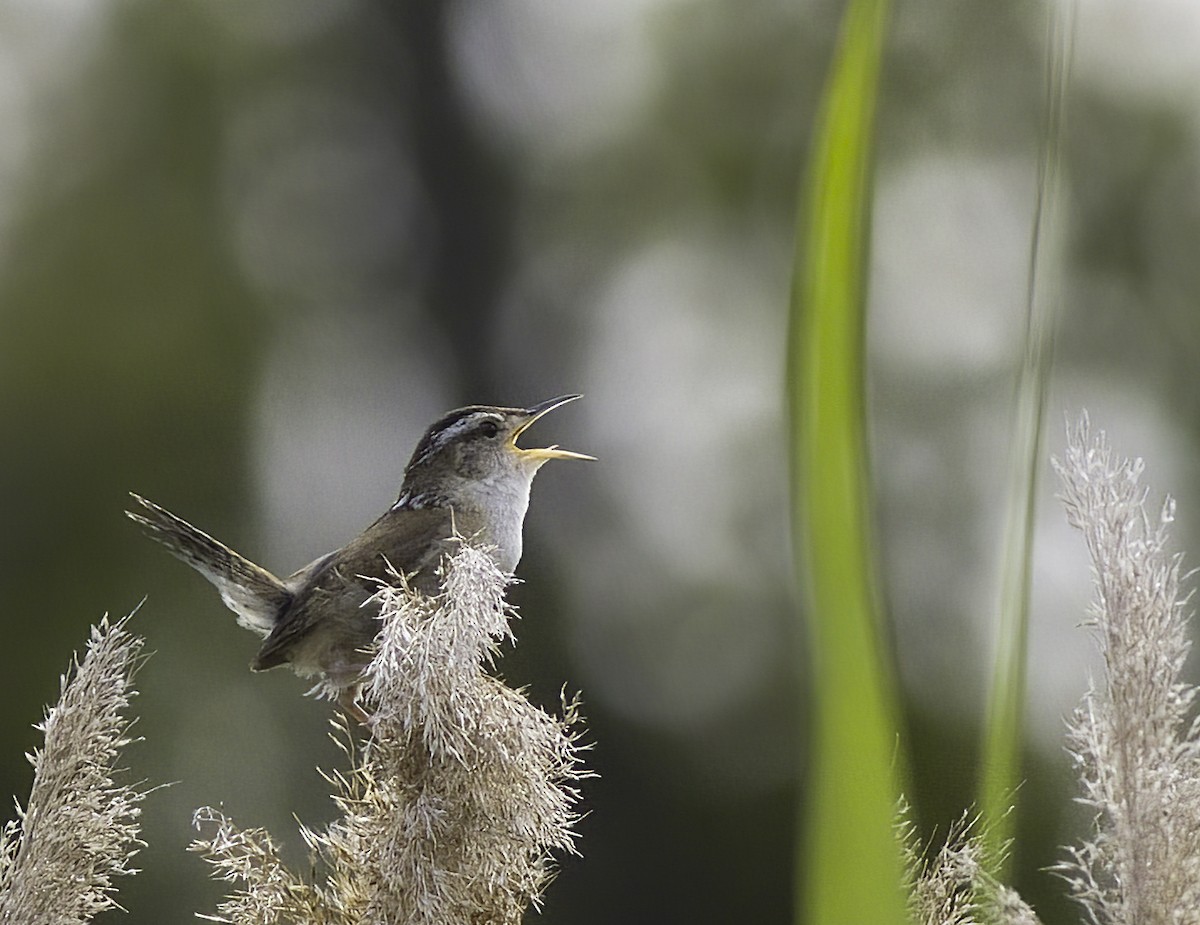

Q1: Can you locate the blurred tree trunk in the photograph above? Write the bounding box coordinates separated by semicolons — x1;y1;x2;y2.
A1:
377;0;514;402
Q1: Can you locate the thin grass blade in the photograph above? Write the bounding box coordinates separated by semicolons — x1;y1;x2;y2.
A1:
978;0;1073;875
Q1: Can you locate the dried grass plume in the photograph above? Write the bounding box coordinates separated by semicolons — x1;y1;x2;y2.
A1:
899;802;1040;925
192;540;588;925
1053;414;1200;924
0;614;147;924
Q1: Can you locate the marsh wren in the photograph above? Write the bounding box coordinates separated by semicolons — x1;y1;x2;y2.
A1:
127;395;591;722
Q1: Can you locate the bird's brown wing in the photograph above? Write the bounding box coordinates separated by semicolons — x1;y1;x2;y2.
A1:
251;505;469;671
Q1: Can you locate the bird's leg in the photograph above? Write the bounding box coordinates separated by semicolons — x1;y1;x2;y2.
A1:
338;686;372;726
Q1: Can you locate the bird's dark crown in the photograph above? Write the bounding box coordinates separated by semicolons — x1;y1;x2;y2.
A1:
405;405;515;474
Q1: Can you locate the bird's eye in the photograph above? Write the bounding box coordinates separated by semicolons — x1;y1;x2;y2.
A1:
479;420;500;438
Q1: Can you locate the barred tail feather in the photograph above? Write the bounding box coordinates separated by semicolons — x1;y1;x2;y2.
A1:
126;493;288;636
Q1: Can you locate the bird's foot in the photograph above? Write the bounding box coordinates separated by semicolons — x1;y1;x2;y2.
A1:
338;689;373;727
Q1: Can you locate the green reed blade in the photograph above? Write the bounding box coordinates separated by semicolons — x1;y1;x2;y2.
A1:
786;0;905;922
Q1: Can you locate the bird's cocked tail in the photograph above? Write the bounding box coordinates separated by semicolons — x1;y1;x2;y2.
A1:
126;493;290;637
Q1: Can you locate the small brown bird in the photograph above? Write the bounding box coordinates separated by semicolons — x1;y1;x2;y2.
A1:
128;395;591;722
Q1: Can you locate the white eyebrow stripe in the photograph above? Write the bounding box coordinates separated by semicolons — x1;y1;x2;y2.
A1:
439;412;502;444
415;411;507;466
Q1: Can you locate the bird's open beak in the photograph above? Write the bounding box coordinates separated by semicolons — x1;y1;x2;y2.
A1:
511;394;595;461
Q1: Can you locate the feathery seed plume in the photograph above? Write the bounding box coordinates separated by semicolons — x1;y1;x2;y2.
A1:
0;614;147;925
192;540;588;925
1054;414;1200;925
899;802;1040;925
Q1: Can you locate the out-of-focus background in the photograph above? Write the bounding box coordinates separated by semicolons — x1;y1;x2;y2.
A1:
2;1;1199;921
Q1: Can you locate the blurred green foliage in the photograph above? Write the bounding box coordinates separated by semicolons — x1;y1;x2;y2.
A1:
787;0;907;921
2;1;1200;923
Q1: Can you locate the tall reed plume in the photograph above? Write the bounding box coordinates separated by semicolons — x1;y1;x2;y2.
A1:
191;540;588;925
0;614;146;924
1052;415;1200;923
